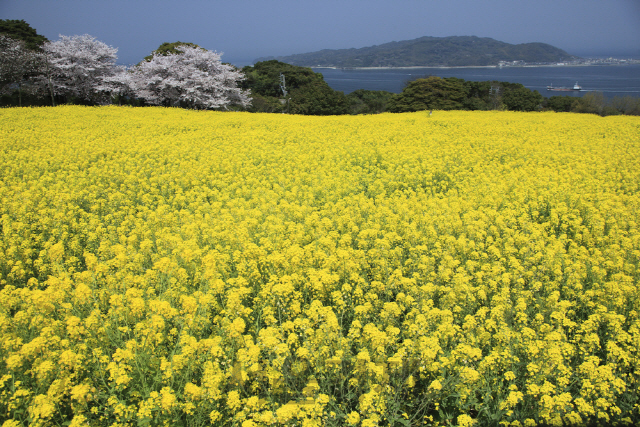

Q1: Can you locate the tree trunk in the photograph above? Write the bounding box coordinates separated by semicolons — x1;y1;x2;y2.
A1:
44;53;56;106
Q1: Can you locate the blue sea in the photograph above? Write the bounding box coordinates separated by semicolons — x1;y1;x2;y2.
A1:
314;64;640;98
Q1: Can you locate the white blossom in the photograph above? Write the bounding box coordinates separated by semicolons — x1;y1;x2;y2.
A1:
0;35;44;102
44;34;119;104
125;45;251;110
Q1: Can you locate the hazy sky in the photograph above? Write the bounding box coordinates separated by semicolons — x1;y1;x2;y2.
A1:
2;0;639;66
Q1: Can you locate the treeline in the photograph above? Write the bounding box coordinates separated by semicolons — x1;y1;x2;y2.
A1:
387;76;544;112
1;20;638;116
0;21;250;110
240;60;396;115
240;63;640;116
382;75;640;116
545;92;640;116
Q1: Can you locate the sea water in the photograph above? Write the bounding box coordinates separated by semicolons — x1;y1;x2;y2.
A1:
314;64;640;98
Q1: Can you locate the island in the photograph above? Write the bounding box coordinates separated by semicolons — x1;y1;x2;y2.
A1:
255;36;580;68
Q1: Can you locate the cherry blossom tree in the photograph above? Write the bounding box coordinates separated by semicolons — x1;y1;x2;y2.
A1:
0;35;44;106
95;64;134;104
123;45;251;110
43;34;119;104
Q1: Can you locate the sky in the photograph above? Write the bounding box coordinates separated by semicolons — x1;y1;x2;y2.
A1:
2;0;639;67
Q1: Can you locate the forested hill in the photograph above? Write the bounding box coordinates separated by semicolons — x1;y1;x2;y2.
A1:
256;36;578;67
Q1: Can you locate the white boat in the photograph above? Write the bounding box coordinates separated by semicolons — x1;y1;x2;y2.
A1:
547;82;582;91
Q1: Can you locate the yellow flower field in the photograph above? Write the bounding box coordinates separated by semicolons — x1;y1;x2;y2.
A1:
1;106;639;426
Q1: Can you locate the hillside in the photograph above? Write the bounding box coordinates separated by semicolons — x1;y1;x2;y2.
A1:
256;35;579;67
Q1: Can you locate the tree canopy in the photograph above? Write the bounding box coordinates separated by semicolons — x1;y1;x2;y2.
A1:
44;34;120;105
242;60;325;98
387;76;544;113
289;80;350;115
347;89;394;114
0;19;49;51
241;60;349;115
0;35;46;106
124;45;250;110
387;76;467;112
143;41;202;61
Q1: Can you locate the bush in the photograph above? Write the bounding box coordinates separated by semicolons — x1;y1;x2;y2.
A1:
347;89;394;114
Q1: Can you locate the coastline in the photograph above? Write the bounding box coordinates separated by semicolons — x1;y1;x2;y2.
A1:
311;63;639;70
311;65;499;70
315;64;640;98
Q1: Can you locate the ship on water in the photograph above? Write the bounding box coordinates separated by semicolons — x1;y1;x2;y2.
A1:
547;82;582;91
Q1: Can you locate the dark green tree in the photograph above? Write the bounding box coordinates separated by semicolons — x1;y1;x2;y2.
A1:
544;94;638;117
571;92;606;115
347;89;394;114
241;60;348;115
386;76;467;112
242;60;325;98
501;85;543;111
0;35;46;107
143;41;201;61
544;96;576;112
0;20;49;106
246;94;284;113
289;81;350;115
0;20;50;107
461;81;493;110
0;19;48;51
610;96;640;116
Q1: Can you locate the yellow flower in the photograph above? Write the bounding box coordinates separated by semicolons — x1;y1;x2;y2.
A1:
275;401;299;423
70;383;92;403
210;410;222;423
48;242;64;264
346;411;361;425
5;355;23;370
68;414;88;427
184;382;203;401
160;387;176;412
457;414;476;427
29;394;56;421
2;106;640;427
230;317;246;337
428;379;443;391
227;390;242;411
405;375;415;388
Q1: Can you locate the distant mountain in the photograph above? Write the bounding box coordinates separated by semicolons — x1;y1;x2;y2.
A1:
256;36;579;68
